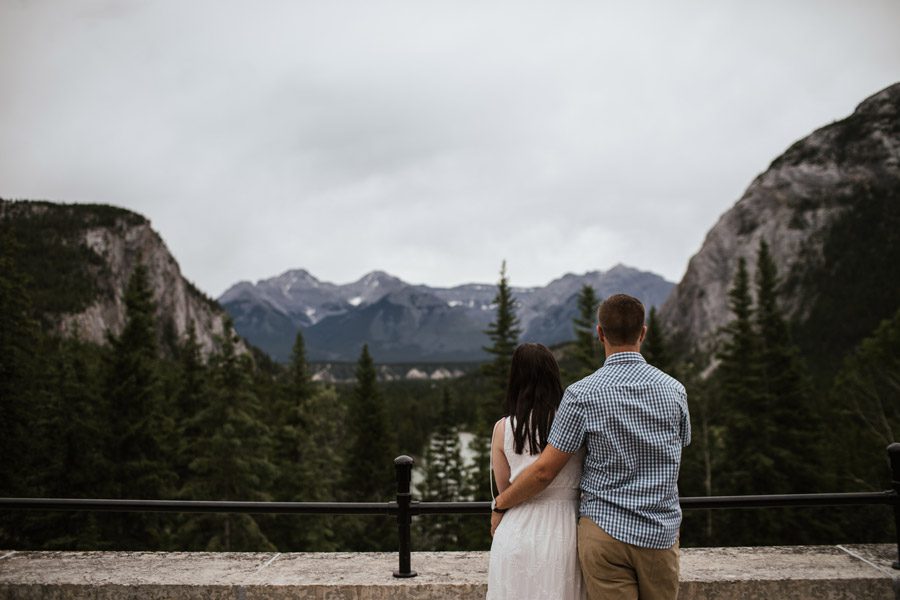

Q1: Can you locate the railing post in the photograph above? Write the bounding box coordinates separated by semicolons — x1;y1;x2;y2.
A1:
393;455;417;578
889;443;900;570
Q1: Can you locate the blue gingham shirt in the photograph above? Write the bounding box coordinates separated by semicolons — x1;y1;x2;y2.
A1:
548;351;690;549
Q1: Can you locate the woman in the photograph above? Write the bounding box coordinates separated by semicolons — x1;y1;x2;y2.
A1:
486;343;586;600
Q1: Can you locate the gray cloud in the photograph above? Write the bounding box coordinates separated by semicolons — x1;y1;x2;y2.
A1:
2;0;899;296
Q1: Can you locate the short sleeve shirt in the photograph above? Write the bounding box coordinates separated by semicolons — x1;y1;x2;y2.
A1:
548;351;690;549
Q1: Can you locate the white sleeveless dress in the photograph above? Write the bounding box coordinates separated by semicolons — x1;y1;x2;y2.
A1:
487;417;586;600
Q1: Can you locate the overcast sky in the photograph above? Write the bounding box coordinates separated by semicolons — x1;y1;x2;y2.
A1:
2;0;899;297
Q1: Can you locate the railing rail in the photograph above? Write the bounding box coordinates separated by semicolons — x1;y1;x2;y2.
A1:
3;443;899;577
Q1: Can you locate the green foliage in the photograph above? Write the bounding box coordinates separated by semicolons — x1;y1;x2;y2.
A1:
457;406;493;550
643;306;674;375
826;306;900;542
32;336;106;549
102;264;177;548
695;243;832;546
481;261;521;415
0;228;40;499
571;284;601;379
417;388;466;549
269;331;345;550
339;344;396;550
179;319;276;551
0;201;137;318
794;185;900;377
4;196;898;552
174;323;206;481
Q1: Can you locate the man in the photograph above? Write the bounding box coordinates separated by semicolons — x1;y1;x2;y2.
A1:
491;294;690;600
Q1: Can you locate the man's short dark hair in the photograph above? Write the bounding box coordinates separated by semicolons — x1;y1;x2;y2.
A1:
597;294;645;345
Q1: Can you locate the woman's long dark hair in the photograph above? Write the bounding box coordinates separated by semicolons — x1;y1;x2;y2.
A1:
505;343;564;455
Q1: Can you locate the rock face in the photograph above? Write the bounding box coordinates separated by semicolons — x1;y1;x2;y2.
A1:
221;264;674;362
660;82;900;353
0;200;236;357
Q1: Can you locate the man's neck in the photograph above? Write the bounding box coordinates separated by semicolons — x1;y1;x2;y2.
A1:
604;346;641;357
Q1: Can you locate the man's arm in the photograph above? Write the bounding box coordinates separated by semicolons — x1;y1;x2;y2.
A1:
494;444;573;510
491;443;573;536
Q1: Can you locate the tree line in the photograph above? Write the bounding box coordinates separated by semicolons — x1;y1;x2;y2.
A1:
2;228;898;550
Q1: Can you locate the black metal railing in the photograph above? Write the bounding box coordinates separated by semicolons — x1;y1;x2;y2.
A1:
3;443;899;577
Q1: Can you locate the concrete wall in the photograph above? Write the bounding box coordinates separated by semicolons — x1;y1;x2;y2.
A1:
1;544;897;599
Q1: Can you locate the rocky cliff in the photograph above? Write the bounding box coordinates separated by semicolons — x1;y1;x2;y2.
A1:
660;82;900;356
0;200;236;357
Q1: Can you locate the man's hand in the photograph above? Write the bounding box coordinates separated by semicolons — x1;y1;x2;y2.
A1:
490;511;504;537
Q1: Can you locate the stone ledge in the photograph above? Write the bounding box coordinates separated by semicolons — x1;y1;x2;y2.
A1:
0;545;896;599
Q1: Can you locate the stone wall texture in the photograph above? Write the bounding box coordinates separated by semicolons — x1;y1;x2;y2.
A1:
1;545;897;599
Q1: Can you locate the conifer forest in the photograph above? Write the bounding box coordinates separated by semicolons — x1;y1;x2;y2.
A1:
1;223;899;552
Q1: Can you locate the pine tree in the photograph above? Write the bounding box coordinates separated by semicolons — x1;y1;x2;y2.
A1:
828;306;900;544
340;344;395;550
35;335;105;549
174;322;206;484
482;260;521;414
0;229;40;500
286;386;345;550
103;263;176;549
832;306;900;474
459;405;493;550
418;388;465;549
270;330;343;550
712;248;826;545
715;257;761;427
754;240;820;496
643;306;675;375
179;318;276;551
572;284;601;379
287;331;314;402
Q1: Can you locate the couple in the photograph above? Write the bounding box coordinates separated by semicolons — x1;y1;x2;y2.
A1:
487;294;691;600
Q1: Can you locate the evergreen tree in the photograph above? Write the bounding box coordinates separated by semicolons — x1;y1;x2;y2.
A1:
179;318;276;551
35;335;105;549
643;306;675;375
103;263;176;548
571;284;601;379
712;247;828;545
459;406;493;550
340;344;395;550
287;331;314;402
418;388;465;549
716;258;759;401
270;331;344;550
676;366;726;546
0;229;40;501
481;260;521;415
711;256;767;541
174;323;206;483
823;307;900;544
830;306;900;499
753;240;821;495
285;386;346;550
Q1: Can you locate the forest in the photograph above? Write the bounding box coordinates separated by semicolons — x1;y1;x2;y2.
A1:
1;221;899;552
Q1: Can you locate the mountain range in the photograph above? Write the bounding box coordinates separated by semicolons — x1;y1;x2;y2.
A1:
4;82;896;372
219;265;675;362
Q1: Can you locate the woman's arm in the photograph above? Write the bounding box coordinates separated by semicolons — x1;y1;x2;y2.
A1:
491;418;511;494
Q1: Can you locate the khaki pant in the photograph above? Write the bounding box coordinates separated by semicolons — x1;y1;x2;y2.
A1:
577;517;680;600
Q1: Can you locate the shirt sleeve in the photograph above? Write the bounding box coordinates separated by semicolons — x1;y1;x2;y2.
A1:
678;388;691;448
548;387;586;453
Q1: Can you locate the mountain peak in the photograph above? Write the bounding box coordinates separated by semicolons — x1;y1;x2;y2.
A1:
355;270;401;286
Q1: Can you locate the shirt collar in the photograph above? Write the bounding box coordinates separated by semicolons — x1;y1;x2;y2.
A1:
602;351;646;366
